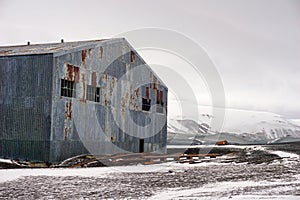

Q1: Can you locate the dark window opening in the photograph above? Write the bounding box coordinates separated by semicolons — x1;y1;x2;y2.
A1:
130;50;135;63
61;79;76;98
139;139;144;153
86;85;100;102
142;98;151;111
142;87;151;111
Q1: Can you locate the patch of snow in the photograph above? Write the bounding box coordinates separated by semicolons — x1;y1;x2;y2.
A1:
168;144;266;150
149;179;300;200
0;158;13;164
0;163;197;183
217;195;299;200
268;150;299;159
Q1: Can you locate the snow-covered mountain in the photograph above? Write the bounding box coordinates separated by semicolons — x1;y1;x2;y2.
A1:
290;119;300;126
168;108;300;144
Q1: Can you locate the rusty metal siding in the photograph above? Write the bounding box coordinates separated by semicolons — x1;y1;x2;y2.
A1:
49;39;168;162
0;54;53;161
0;39;167;163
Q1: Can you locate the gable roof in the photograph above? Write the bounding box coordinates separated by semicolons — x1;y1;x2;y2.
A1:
0;38;168;89
0;38;122;56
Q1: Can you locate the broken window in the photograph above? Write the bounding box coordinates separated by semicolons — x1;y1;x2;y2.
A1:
61;79;76;98
156;90;164;113
142;87;151;111
142;98;151;111
86;85;100;102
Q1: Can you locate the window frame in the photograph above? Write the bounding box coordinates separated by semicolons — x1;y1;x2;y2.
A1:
86;84;100;103
61;79;76;98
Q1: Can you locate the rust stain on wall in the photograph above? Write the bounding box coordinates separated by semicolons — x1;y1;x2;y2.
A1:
129;94;134;110
125;92;129;106
130;50;135;63
101;74;107;106
64;99;72;140
121;97;125;114
73;66;80;82
134;88;140;111
110;77;115;97
66;64;73;81
81;50;87;68
151;74;157;89
103;93;108;106
66;64;80;82
99;46;103;59
134;88;139;98
91;72;97;87
81;50;87;63
65;100;72;119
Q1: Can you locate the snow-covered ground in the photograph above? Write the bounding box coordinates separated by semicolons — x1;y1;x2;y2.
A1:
0;163;183;183
149;179;300;200
0;159;12;164
0;147;299;199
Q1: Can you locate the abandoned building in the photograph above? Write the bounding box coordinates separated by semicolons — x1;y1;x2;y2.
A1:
0;38;168;162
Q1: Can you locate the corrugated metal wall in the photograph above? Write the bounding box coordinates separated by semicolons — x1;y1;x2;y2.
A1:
0;39;167;163
0;54;53;162
50;39;167;162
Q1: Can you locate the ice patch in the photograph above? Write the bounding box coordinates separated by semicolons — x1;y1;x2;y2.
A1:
0;158;13;164
268;150;299;159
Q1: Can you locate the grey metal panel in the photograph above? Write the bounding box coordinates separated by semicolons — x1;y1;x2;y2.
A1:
0;54;53;162
0;39;167;163
50;39;167;162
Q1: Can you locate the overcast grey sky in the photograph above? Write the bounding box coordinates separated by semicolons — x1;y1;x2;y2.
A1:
1;0;299;118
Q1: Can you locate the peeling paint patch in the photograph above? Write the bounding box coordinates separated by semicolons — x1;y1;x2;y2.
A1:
65;100;72;120
64;99;72;140
65;64;80;82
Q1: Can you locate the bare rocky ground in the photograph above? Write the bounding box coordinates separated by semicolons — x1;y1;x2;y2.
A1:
0;145;299;199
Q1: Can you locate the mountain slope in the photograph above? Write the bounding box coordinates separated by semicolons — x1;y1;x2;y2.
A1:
167;108;300;144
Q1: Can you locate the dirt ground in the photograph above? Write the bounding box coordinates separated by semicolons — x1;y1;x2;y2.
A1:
0;145;299;199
